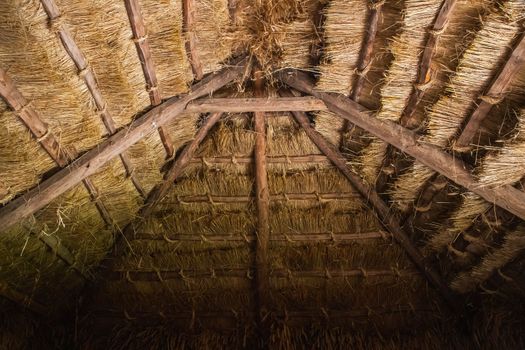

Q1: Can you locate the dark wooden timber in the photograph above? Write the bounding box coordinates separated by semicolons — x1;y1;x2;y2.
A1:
41;0;146;198
253;70;271;334
0;62;245;233
124;0;175;158
0;67;113;245
455;32;525;150
185;96;327;113
278;69;525;223
108;268;413;281
0;282;47;316
131;231;390;242
183;0;204;80
376;0;457;192
279;88;461;311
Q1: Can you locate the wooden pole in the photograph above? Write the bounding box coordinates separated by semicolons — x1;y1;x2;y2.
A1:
40;0;147;198
454;32;525;150
124;0;175;158
279;89;461;311
170;192;359;204
183;0;204;80
107;268;413;281
189;154;331;165
0;61;245;233
278;70;525;222
185;96;327;113
253;70;271;332
131;231;389;242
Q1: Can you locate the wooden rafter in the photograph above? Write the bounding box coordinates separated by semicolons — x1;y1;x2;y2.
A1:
278;70;525;222
342;0;384;146
183;0;204;80
131;231;389;242
376;0;457;191
0;282;47;316
40;0;146;198
0;61;245;233
279;89;460;311
124;0;175;158
454;32;525;150
253;69;271;331
0;67;112;268
108;268;414;281
185;96;327;113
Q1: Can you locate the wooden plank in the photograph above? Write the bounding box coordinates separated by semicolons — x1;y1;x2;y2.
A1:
279;88;462;311
41;0;146;198
278;70;525;222
185;96;327;113
124;0;175;157
0;61;245;233
455;32;525;149
183;0;204;80
131;231;390;242
253;70;270;324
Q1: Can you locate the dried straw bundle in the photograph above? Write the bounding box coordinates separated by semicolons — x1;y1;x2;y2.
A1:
356;0;443;185
426;109;525;252
391;0;525;210
54;0;150;128
452;223;525;293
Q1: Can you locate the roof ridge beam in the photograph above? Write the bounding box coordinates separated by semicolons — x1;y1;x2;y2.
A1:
279;87;461;311
40;0;147;198
0;60;246;233
124;0;175;158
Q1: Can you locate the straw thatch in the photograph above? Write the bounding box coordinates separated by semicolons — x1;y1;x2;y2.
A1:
1;0;525;348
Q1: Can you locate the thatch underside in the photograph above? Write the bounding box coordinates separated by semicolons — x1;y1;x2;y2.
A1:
0;0;524;348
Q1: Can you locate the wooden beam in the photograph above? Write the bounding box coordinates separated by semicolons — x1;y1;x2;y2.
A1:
40;0;146;198
183;0;204;80
0;282;47;316
108;268;414;281
278;70;525;222
170;192;359;204
253;70;271;328
124;0;175;158
131;231;390;242
401;0;457;126
189;154;331;165
454;32;525;150
279;88;461;311
185;96;327;113
0;61;245;233
0;67;113;249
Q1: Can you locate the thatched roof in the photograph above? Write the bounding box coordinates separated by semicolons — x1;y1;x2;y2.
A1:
0;0;524;348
